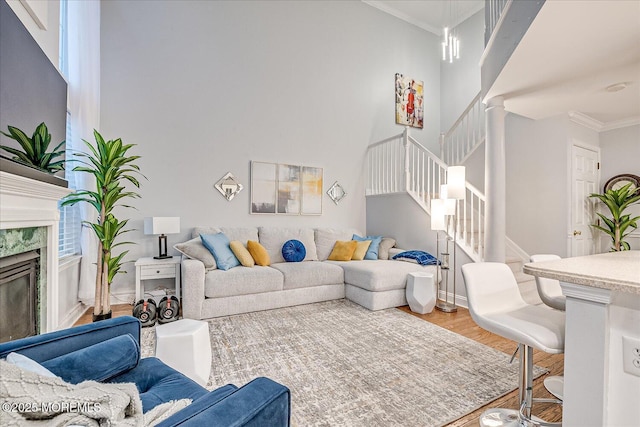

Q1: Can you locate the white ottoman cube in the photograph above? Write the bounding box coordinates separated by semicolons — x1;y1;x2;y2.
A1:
406;272;436;314
155;319;211;386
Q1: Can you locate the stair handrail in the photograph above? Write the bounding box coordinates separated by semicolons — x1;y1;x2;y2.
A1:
440;91;485;166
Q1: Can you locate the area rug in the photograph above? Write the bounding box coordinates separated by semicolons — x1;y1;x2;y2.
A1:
141;300;545;426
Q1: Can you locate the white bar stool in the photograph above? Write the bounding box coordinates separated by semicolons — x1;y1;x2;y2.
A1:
462;262;565;427
155;318;212;386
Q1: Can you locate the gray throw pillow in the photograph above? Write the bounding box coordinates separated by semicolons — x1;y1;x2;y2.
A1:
174;237;217;270
378;237;397;260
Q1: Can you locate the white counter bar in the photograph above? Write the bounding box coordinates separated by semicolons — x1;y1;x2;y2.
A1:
524;251;640;427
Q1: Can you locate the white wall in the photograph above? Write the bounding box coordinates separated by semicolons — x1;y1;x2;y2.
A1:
6;0;60;69
99;0;441;294
600;124;640;251
440;10;484;133
505;114;571;256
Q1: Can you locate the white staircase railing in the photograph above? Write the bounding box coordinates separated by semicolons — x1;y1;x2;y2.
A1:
366;128;484;262
440;92;486;166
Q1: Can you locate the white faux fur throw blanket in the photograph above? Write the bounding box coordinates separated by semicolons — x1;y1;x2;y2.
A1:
0;360;191;426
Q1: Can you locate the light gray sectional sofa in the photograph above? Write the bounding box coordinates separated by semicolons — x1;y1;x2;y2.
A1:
179;227;438;320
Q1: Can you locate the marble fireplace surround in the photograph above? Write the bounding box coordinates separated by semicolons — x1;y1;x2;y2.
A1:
0;170;71;332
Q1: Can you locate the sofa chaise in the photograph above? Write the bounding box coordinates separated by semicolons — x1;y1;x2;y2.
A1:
178;227;439;320
0;316;290;426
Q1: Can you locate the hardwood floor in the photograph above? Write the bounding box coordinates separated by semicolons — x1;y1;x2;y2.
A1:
76;303;563;426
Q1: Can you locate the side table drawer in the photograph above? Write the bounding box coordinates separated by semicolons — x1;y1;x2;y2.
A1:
140;265;176;279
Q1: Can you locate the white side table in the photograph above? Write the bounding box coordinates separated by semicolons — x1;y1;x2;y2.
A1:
135;256;181;302
406;272;436;314
155;319;211;386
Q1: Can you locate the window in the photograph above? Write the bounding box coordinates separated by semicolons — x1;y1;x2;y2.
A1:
57;0;81;258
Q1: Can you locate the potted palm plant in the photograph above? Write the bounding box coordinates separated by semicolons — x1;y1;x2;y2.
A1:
589;183;640;251
62;130;144;321
1;122;65;173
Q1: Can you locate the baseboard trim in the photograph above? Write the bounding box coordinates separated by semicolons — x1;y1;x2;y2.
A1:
57;302;87;330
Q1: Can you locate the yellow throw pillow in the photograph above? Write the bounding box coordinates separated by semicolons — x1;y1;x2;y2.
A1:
328;240;358;261
351;240;372;260
247;240;270;266
229;241;255;267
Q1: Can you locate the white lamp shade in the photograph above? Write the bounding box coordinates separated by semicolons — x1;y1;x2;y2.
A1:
430;199;446;231
144;217;180;235
440;185;456;215
447;166;466;200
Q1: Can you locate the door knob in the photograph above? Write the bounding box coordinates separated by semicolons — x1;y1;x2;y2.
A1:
573;230;582;236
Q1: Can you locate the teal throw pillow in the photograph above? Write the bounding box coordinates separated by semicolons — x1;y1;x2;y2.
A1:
200;233;240;271
352;234;383;260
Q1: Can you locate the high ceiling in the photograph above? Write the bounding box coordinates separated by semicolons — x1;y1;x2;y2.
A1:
362;0;484;35
364;0;640;127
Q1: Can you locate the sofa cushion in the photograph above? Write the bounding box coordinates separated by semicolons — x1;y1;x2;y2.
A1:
42;334;140;384
201;233;240;271
378;237;397;260
282;239;306;262
174;237;217;270
109;357;209;413
328;240;357;261
193;227;259;243
204;266;283;298
270;262;344;290
259;227;318;263
314;228;361;261
328;260;435;292
230;241;255;267
247;240;270;266
353;234;383;260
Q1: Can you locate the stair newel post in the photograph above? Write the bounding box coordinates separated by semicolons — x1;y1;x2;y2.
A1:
403;127;410;193
439;132;445;164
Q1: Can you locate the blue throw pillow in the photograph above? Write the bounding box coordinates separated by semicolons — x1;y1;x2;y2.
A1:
282;239;306;262
392;250;440;266
200;233;240;271
352;234;383;260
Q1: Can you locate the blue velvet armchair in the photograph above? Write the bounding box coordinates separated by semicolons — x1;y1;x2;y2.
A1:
0;316;291;426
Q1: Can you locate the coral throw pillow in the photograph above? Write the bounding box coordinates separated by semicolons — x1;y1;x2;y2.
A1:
328;240;358;261
282;239;306;262
247;240;271;266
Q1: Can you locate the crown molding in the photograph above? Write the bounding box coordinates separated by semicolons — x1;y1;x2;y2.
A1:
601;116;640;132
568;111;640;132
362;1;441;35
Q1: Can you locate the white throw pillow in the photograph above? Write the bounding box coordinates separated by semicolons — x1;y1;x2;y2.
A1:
6;352;56;377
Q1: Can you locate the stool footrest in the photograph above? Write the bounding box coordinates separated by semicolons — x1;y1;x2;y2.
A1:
519;399;562;427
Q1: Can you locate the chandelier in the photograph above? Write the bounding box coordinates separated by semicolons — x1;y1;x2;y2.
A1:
442;1;460;63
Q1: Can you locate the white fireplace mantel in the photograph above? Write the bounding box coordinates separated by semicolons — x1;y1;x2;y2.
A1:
0;170;72;332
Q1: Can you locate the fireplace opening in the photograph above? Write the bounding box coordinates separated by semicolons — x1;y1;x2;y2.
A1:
0;251;39;343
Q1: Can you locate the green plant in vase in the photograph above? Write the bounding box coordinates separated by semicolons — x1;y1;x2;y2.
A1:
62;130;144;320
589;183;640;251
1;122;65;173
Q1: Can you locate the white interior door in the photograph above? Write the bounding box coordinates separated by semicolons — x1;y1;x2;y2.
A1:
571;144;600;256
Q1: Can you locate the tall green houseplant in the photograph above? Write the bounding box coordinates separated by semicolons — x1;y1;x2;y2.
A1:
589;183;640;251
62;130;143;320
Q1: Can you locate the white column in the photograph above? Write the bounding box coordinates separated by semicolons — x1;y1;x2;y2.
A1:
560;283;612;427
484;96;506;262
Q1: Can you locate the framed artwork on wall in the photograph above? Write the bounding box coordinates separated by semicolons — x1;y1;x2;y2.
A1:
395;73;424;129
251;161;277;214
301;166;323;215
251;161;323;215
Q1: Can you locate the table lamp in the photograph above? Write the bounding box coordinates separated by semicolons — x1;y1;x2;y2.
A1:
144;217;180;259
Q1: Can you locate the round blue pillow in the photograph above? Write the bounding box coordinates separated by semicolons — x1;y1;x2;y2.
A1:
282;239;306;262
